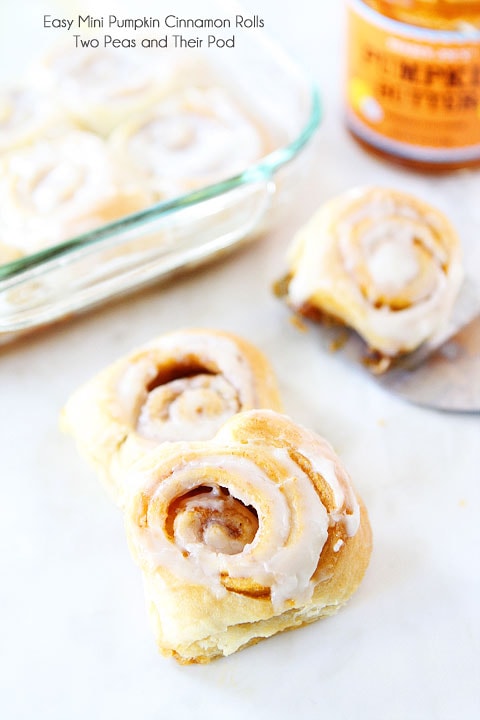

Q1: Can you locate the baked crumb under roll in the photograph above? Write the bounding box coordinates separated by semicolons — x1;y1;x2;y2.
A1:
282;187;463;366
61;329;282;506
125;409;372;663
109;86;267;199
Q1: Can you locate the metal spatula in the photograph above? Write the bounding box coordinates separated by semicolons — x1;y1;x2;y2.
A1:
330;278;480;412
374;313;480;412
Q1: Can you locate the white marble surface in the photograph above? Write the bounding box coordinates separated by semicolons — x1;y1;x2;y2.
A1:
1;1;480;719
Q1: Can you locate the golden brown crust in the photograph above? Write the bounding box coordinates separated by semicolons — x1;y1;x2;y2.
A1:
148;500;372;664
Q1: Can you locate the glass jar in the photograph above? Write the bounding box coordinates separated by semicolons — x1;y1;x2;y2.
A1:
346;0;480;169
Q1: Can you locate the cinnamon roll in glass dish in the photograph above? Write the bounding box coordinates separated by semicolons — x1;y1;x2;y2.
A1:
0;130;148;259
109;86;268;199
33;45;178;136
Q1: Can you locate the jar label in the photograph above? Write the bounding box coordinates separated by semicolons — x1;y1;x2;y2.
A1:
346;0;480;163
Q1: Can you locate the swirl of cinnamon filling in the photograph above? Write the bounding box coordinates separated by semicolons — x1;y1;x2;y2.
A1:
137;374;240;443
127;410;361;610
61;330;282;506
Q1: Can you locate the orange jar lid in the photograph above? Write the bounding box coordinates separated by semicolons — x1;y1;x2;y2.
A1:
362;1;480;30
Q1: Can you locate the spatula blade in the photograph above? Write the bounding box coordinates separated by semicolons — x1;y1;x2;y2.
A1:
373;314;480;412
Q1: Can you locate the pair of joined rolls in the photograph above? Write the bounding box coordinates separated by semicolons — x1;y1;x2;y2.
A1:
62;328;372;663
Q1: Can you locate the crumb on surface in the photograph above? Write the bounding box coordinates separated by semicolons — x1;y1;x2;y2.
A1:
272;274;291;299
289;314;308;333
329;330;349;353
363;353;392;375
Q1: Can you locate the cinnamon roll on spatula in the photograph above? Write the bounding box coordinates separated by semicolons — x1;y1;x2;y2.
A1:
279;187;463;371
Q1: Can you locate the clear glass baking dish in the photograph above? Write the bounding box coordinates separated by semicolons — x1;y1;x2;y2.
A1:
0;0;321;339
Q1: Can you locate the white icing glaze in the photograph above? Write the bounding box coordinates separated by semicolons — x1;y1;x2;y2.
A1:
112;87;263;195
296;440;360;537
365;234;420;292
31;163;86;213
0;86;59;152
137;374;239;442
31;45;178;136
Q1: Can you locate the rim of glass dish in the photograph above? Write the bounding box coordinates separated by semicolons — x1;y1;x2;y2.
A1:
0;85;321;282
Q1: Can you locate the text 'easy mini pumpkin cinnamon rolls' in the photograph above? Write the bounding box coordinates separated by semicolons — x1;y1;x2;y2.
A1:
124;409;372;664
61;329;282;506
279;187;463;369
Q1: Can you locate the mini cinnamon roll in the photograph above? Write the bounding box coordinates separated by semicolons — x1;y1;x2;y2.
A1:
61;329;282;506
281;187;463;367
34;45;178;136
109;87;267;198
0;130;148;257
125;409;372;663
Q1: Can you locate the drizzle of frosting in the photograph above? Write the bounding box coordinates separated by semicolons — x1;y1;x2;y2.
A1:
295;440;360;537
39;46;173;105
365;234;420;292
